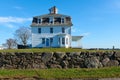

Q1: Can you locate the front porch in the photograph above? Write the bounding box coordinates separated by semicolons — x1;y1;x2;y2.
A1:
71;36;83;48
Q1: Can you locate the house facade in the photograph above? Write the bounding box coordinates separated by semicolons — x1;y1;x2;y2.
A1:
31;6;82;48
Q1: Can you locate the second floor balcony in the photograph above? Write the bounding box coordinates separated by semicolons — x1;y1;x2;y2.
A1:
31;16;73;27
31;22;73;27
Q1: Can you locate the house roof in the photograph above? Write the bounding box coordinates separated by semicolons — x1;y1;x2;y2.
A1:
33;13;71;18
31;23;73;27
72;36;83;41
31;6;73;27
31;13;73;27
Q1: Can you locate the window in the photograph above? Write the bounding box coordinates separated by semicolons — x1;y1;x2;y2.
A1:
50;17;53;24
50;38;53;43
62;27;65;33
50;21;53;24
62;38;65;45
61;18;64;23
42;38;45;44
66;38;68;45
38;28;41;33
32;18;37;23
59;38;60;44
39;19;41;24
50;28;53;33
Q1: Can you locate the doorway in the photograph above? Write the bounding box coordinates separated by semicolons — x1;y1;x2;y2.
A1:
46;38;49;47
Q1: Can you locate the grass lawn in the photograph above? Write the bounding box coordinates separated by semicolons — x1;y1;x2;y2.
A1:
0;48;119;79
0;48;114;53
0;67;120;79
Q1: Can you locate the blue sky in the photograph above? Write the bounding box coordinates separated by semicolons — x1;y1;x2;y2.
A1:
0;0;120;48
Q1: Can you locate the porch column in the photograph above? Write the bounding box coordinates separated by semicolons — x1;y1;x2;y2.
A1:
59;37;62;47
44;38;46;47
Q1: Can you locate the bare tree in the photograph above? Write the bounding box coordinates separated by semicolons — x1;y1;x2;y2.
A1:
14;27;31;46
3;38;17;49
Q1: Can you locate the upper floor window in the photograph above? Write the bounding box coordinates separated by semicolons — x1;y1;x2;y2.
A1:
50;28;53;33
62;27;65;33
38;28;41;33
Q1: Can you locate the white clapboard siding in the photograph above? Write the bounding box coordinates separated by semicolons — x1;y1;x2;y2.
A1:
31;26;71;48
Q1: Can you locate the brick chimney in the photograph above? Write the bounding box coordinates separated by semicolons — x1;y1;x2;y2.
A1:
49;6;58;14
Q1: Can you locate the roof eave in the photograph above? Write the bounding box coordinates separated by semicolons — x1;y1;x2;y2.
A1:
30;24;73;27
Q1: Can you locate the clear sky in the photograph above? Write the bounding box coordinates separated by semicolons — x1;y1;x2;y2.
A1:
0;0;120;48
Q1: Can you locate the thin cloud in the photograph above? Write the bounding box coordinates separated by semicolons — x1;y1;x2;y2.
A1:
0;16;32;28
4;23;15;28
14;6;23;10
107;0;120;9
71;27;81;32
114;1;120;9
0;22;15;28
0;16;32;23
81;32;91;36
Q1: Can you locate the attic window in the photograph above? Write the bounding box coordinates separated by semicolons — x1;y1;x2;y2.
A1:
66;17;71;22
61;18;64;23
32;18;37;23
38;19;41;24
54;17;61;24
50;18;53;24
42;18;49;23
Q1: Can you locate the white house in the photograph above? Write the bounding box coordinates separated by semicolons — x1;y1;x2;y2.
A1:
31;6;83;48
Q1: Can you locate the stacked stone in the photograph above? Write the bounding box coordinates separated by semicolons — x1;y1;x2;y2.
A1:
0;51;119;69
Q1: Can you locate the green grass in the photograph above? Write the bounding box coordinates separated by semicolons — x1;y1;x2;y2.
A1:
0;69;35;78
0;48;114;53
0;49;119;79
0;67;120;79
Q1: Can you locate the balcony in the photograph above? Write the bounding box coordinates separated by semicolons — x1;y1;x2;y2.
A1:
31;21;73;27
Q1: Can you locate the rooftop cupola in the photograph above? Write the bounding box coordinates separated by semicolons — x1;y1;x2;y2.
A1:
49;6;58;14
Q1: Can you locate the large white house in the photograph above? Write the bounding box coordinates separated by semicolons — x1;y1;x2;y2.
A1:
31;6;83;48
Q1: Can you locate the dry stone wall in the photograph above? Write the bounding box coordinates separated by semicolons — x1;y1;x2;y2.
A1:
0;51;120;69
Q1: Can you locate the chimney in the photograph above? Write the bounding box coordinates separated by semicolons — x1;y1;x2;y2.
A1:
49;6;58;14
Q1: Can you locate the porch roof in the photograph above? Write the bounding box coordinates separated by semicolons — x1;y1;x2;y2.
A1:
72;36;83;41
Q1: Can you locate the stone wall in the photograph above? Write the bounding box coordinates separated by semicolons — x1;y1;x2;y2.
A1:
0;51;120;69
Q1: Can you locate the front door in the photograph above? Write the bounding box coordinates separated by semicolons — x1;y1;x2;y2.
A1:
46;38;49;47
